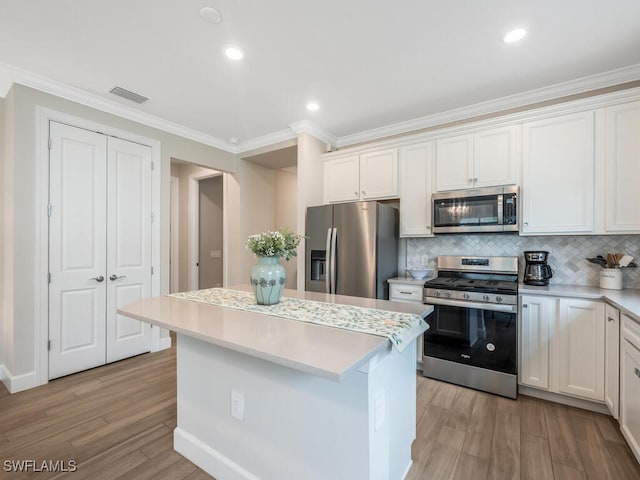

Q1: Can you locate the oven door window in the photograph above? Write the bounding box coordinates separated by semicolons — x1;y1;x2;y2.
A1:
433;195;498;227
423;304;516;374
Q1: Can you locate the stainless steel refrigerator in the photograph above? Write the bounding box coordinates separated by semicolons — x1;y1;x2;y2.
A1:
305;201;398;299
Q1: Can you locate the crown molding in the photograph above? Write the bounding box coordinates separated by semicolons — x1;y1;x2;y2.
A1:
0;62;236;153
336;63;640;147
4;61;640;156
235;128;297;154
288;120;337;147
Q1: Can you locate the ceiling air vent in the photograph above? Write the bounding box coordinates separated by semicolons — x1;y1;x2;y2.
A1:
109;86;149;104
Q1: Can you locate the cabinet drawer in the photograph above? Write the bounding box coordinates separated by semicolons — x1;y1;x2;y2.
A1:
390;284;423;303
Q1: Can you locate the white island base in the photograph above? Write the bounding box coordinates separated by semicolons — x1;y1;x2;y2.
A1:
174;334;417;480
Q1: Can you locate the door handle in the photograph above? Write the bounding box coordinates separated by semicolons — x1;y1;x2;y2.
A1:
90;275;105;283
109;274;127;281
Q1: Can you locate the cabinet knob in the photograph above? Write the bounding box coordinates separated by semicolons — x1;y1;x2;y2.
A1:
354;191;358;196
90;275;105;283
524;222;529;227
523;304;528;308
362;190;366;195
635;368;640;379
607;316;615;322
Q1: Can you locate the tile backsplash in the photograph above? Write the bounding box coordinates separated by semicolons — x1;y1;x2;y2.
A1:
406;234;640;288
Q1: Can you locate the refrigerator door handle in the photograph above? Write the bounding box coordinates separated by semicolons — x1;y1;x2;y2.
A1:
325;228;333;293
330;227;337;294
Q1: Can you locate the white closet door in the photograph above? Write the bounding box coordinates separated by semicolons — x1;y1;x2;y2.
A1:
49;122;108;379
106;137;152;362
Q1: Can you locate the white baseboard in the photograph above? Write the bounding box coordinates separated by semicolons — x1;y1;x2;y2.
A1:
519;385;610;415
401;460;413;480
0;365;38;394
174;427;259;480
159;335;172;351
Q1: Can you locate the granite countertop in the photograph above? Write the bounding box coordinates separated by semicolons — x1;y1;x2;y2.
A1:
519;283;640;322
118;285;432;382
388;275;436;286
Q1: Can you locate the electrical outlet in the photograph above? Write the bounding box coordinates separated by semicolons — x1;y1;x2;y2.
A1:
231;390;244;421
421;255;429;266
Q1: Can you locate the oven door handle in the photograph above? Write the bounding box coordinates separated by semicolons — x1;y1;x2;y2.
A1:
425;297;517;313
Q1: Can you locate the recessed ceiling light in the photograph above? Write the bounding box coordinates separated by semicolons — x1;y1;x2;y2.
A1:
199;7;221;24
224;45;245;61
503;28;527;44
306;102;320;112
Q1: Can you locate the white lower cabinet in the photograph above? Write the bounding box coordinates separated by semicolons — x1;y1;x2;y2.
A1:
520;296;553;389
389;281;425;368
556;298;605;401
520;295;605;402
620;313;640;463
605;304;620;419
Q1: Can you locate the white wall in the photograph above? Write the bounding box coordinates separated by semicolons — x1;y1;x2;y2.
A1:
0;83;236;385
225;159;277;286
1;90;15;379
275;167;298;288
0;95;5;372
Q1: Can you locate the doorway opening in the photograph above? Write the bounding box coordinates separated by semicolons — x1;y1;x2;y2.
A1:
170;160;223;292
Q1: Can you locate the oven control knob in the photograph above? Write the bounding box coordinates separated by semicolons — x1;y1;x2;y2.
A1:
482;294;490;302
496;296;503;303
463;293;470;300
435;290;441;297
444;291;452;298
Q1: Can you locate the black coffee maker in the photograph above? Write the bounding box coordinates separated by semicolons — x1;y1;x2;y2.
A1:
523;251;554;286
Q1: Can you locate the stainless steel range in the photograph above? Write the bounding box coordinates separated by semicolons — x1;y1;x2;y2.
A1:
422;256;518;399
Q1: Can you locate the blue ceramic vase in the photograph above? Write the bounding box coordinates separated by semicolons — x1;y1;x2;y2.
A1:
250;256;286;305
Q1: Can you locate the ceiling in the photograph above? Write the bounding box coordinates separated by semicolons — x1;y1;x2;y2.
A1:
1;0;640;152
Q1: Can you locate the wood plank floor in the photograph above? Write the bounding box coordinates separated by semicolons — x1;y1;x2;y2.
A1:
407;375;640;480
1;341;639;480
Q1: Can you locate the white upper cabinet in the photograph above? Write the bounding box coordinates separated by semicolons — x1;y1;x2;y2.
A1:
435;134;474;191
521;111;595;234
323;155;360;203
324;149;398;203
399;142;434;237
435;126;518;191
474;126;520;188
604;101;640;233
360;149;399;200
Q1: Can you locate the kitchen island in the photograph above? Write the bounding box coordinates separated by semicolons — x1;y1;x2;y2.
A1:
118;286;431;480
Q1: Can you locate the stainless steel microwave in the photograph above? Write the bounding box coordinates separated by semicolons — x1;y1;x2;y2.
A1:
432;185;518;233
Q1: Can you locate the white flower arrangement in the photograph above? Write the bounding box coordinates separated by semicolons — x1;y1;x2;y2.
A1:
245;229;304;261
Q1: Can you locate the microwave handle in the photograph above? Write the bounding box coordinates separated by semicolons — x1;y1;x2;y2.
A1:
497;194;504;225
